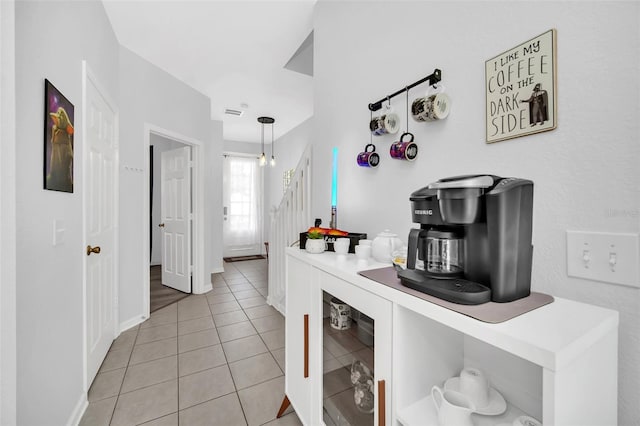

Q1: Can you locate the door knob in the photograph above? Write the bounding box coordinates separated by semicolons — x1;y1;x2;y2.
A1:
86;245;101;256
158;223;165;228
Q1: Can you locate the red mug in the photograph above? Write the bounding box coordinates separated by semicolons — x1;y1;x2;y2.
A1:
390;133;418;161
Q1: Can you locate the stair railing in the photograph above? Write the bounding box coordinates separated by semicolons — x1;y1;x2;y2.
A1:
267;144;312;314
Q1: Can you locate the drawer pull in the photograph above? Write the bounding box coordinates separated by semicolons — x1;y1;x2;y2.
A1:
378;379;385;426
304;314;309;378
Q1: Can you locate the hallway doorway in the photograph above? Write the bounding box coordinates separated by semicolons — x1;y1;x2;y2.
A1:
143;124;205;318
149;135;192;311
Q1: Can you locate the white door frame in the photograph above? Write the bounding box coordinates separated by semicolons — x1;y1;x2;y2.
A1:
0;0;17;423
81;61;120;391
143;124;205;316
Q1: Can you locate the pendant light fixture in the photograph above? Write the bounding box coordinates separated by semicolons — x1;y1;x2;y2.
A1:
270;120;276;167
257;116;274;167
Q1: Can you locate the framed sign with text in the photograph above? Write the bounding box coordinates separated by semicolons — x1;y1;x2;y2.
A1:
485;29;557;143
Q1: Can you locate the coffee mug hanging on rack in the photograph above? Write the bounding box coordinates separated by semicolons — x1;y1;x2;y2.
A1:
390;132;418;161
412;83;451;122
369;105;400;136
357;144;380;168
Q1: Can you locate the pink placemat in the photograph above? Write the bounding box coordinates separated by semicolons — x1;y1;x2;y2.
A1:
358;267;553;324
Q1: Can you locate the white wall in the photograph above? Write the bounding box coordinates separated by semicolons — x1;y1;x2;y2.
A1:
118;46;222;320
208;120;224;274
14;1;119;424
0;1;17;424
313;2;639;424
223;139;263;157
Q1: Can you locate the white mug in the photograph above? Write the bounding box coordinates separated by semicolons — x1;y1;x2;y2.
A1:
412;83;450;122
383;111;400;134
359;239;373;247
432;386;475;426
334;238;350;255
355;245;371;259
459;367;490;408
370;108;400;136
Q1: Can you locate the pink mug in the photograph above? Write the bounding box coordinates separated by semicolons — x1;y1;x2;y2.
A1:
390;132;418;161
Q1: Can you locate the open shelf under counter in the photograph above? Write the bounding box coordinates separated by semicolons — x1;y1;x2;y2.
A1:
397;393;531;426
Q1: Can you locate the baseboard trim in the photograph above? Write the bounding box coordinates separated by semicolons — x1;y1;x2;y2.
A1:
267;297;285;316
194;283;212;295
66;392;88;426
211;266;224;274
120;315;146;334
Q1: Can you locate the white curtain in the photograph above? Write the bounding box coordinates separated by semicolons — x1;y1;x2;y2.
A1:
223;155;261;248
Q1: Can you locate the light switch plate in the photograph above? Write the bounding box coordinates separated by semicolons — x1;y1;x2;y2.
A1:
567;231;639;288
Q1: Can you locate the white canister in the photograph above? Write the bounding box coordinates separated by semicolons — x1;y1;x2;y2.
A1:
372;230;404;263
330;298;351;330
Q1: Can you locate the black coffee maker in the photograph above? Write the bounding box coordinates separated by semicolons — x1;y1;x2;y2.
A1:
398;175;534;304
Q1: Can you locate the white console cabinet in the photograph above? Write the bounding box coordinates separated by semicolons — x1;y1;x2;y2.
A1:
285;248;618;426
285;254;392;425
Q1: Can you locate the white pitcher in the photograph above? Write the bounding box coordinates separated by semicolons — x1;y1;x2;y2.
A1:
431;385;475;426
371;230;403;263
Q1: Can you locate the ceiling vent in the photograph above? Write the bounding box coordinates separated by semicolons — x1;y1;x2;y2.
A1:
224;108;244;117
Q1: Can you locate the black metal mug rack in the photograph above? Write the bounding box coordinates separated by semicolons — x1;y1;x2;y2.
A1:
368;69;442;112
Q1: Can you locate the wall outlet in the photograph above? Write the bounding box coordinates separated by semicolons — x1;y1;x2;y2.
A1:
567;231;639;288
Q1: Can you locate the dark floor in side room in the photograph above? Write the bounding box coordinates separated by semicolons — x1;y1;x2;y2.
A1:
150;265;190;313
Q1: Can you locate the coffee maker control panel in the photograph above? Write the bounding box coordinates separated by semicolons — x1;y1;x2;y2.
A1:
489;177;533;194
498;177;517;186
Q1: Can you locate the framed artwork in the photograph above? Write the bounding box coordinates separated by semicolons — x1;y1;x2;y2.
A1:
44;79;74;192
485;29;557;143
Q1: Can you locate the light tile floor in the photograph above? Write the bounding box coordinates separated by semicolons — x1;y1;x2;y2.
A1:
80;259;301;426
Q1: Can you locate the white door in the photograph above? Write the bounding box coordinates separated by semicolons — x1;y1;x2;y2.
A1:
222;155;263;258
160;147;192;293
285;256;314;424
84;64;118;387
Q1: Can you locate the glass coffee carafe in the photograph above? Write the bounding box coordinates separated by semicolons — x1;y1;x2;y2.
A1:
426;228;464;276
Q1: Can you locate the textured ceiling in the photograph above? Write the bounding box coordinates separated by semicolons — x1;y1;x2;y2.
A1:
102;0;315;142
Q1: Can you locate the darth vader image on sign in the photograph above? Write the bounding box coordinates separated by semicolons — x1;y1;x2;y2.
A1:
522;83;549;126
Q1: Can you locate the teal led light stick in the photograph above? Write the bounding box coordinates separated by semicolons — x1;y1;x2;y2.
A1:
329;147;338;229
